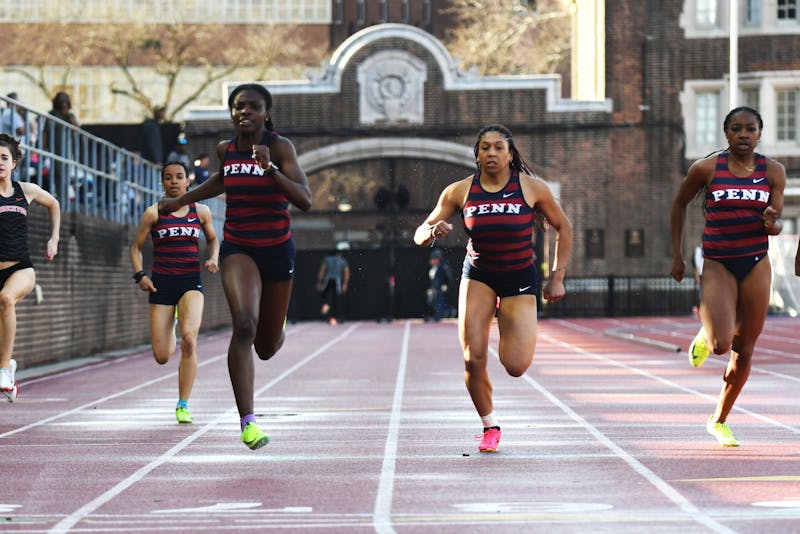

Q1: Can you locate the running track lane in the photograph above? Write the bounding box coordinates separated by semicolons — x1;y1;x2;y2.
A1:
0;317;797;532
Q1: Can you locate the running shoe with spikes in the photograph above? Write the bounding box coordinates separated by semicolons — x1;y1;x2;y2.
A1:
241;422;269;450
688;329;711;368
175;407;193;424
478;427;501;453
1;359;17;403
707;416;739;447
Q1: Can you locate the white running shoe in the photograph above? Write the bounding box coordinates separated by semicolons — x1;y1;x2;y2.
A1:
1;359;18;402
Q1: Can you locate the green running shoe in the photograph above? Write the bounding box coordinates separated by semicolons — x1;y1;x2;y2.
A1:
688;329;710;368
241;422;269;450
175;407;193;424
706;416;739;447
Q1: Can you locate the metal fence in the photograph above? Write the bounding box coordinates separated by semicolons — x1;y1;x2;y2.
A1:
1;94;223;230
541;275;698;318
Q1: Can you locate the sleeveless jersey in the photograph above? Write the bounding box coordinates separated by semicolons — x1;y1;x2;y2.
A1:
0;181;30;261
151;203;202;276
461;170;536;271
702;153;771;260
221;131;291;248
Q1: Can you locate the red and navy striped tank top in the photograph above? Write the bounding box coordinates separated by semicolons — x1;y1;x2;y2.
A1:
151;203;202;276
702;152;770;260
461;170;536;271
0;181;30;261
222;132;291;249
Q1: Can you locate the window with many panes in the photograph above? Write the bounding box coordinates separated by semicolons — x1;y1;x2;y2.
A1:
742;88;760;110
777;89;798;141
696;92;720;146
778;0;797;19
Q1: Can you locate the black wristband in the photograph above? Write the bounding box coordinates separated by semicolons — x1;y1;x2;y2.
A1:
133;270;146;283
265;161;277;176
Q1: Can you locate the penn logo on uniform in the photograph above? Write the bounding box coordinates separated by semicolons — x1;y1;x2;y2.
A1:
710;189;769;203
463;202;522;218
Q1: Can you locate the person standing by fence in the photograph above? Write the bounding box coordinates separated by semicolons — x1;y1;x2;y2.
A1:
413;124;572;453
130;161;219;424
670;106;785;447
317;248;349;325
0;134;60;402
158;83;311;449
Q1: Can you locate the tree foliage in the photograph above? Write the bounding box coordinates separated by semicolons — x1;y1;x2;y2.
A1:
442;0;572;76
0;21;323;121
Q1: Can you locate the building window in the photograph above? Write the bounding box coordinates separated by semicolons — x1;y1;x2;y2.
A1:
696;92;720;146
746;0;762;24
742;87;760;110
696;0;720;27
334;0;343;24
380;0;387;22
585;229;605;259
357;0;365;24
625;229;645;258
777;89;798;141
778;0;798;20
402;0;409;22
424;0;431;25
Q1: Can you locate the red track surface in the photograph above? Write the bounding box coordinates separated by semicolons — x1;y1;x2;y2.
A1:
1;316;798;533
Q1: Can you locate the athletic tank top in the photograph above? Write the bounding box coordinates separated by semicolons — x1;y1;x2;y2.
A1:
150;203;202;276
221;131;291;248
461;170;536;271
0;181;30;261
702;152;770;260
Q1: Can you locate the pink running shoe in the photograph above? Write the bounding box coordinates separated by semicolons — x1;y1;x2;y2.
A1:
478;427;501;453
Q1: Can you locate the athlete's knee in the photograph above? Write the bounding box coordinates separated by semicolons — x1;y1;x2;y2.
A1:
152;349;170;365
710;338;732;355
463;351;488;375
0;293;15;313
502;360;531;378
180;335;197;356
231;314;258;342
255;330;285;361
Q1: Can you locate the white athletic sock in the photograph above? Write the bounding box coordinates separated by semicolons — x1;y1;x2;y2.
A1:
480;412;499;429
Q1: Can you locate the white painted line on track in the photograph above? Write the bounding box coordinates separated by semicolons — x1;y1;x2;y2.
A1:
493;340;737;534
373;321;410;534
0;353;228;440
48;324;360;534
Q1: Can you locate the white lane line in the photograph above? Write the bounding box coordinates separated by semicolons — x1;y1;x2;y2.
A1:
48;324;359;534
0;353;228;440
543;329;800;435
494;339;737;534
373;321;410;534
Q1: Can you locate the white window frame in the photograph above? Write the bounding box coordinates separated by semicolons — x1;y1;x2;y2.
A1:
682;0;800;36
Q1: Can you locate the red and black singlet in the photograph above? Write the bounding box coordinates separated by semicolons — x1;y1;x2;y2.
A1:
461;170;536;271
151;203;202;276
221;132;291;249
702;152;770;260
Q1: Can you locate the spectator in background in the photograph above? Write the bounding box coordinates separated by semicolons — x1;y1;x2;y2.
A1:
166;133;191;170
141;106;166;165
317;246;350;325
1;93;25;139
42;92;80;196
425;248;453;322
192;153;211;186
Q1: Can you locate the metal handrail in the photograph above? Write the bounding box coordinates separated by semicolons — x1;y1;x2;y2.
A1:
1;94;224;230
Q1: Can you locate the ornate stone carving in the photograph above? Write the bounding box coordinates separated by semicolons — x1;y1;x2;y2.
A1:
357;50;427;125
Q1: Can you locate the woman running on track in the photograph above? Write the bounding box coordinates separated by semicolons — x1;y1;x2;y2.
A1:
131;161;219;424
413;124;572;453
670;106;786;447
0;134;60;402
159;83;311;449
